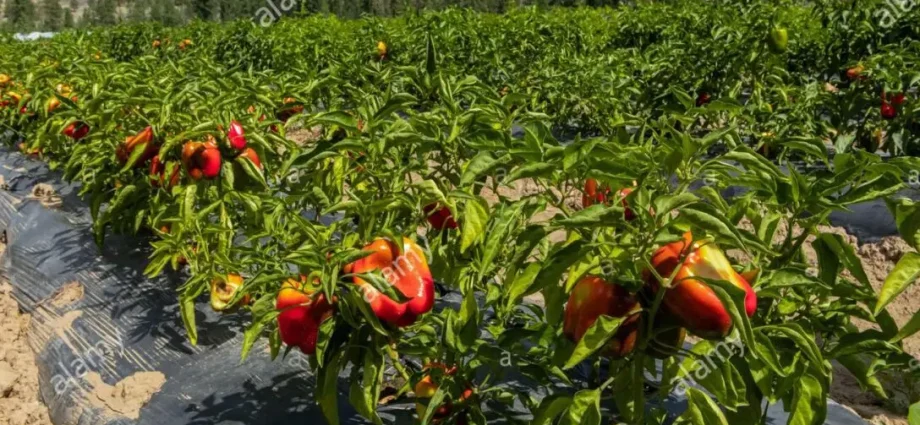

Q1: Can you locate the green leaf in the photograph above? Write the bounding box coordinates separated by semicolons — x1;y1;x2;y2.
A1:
680;203;745;249
818;233;870;288
837;354;887;399
788;373;827;425
909;402;920;425
679;388;729;425
426;31;437;76
560;389;601;425
309;111;357;132
886;198;920;250
179;279;206;346
317;350;343;425
531;394;572;425
654;192;699;216
107;184;138;215
460;197;489;253
892;307;920;343
420;385;447;425
504;162;555;183
413;179;447;204
240;310;279;362
759;324;827;375
875;252;920;315
349;348;383;425
563;315;625;369
505;263;541;311
460;152;510;187
182;185;197;221
235;154;267;189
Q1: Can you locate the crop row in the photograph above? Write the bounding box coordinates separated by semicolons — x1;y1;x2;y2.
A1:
1;2;920;425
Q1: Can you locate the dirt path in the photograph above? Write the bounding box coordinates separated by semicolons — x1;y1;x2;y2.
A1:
0;244;52;425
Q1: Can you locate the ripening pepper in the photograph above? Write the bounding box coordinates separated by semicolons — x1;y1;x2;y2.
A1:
228;120;246;150
149;155;180;188
182;139;221;180
55;83;72;96
415;364;472;424
377;41;388;59
891;92;906;106
846;65;865;81
348;237;435;327
238;147;262;169
46;97;61;113
277;276;335;355
582;178;608;208
768;27;788;53
582;180;637;220
424;203;458;230
210;274;250;312
881;102;897;120
0;74;11;87
62;121;90;140
696;92;712;107
563;275;641;358
646;232;757;340
116;126;158;167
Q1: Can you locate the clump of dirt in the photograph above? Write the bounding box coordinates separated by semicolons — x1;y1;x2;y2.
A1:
48;282;84;309
0;244;52;425
286;125;324;147
27;184;61;209
83;371;166;420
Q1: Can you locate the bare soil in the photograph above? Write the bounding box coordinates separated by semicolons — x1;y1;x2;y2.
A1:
0;244;52;425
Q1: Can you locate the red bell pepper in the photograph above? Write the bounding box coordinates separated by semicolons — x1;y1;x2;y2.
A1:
238;147;262;169
646;232;757;340
348;238;435;327
424;203;458;229
563;275;640;358
276;276;335;355
228;120;246;150
62;121;90;140
182;139;221;180
116;126;158;167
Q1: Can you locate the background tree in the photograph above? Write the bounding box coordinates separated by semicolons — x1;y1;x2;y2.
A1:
41;0;64;31
63;8;75;27
128;0;148;21
159;0;184;26
95;0;119;25
5;0;36;32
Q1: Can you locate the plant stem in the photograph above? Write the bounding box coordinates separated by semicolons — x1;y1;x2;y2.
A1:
386;342;412;383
